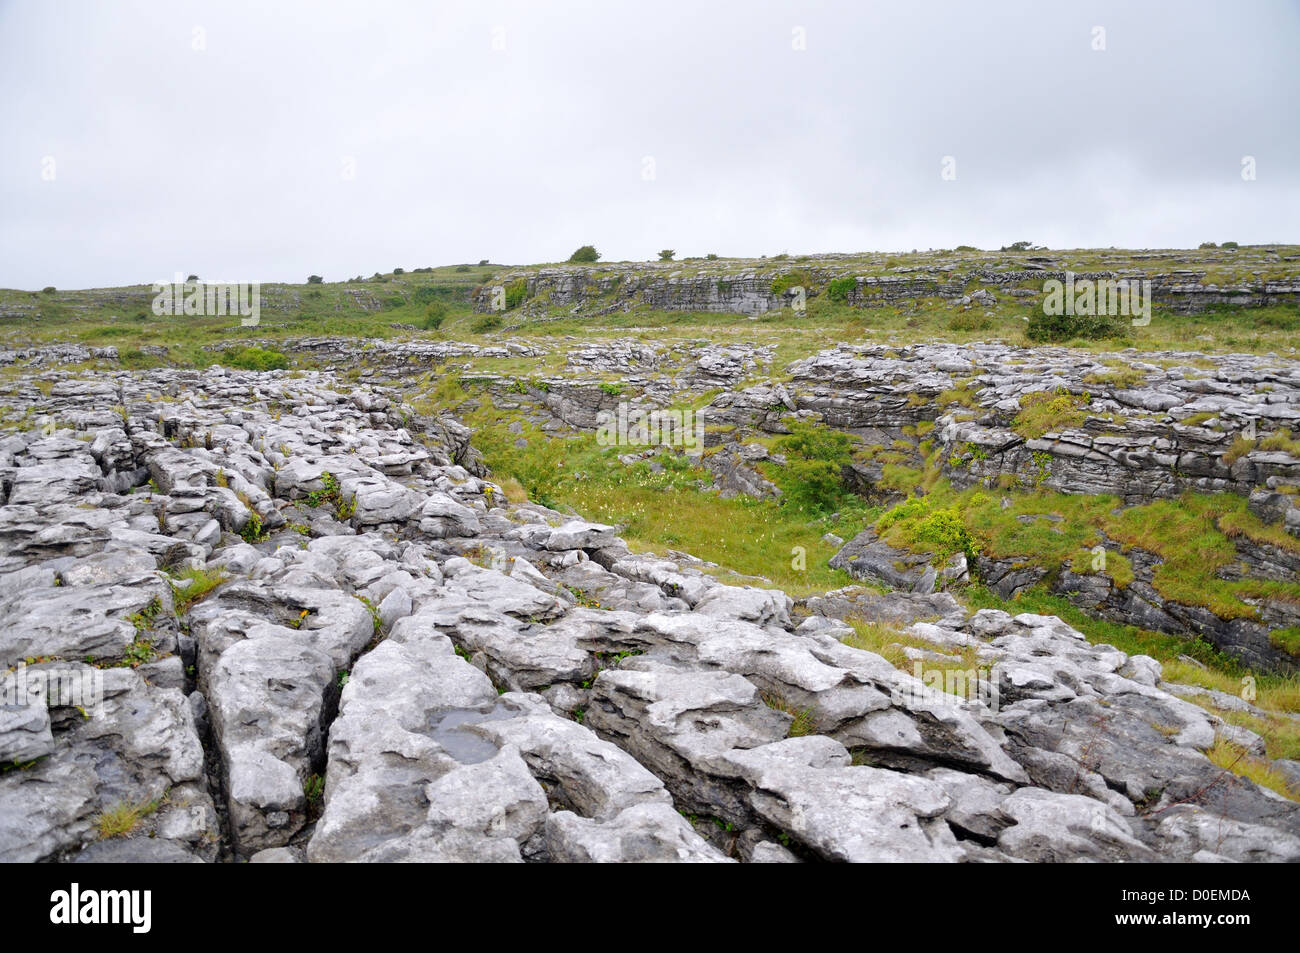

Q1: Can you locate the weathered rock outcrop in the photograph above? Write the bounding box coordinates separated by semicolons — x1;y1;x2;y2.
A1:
1;366;1296;863
471;250;1300;317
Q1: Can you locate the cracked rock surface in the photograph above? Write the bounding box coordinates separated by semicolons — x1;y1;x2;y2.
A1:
1;366;1296;862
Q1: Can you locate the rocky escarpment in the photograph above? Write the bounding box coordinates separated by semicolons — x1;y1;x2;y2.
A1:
1;367;1297;863
764;342;1300;502
317;334;1300;671
713;342;1300;670
472;248;1300;317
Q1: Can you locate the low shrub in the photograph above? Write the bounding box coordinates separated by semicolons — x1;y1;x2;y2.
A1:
827;277;857;302
1026;309;1128;342
423;301;447;330
222;347;289;372
876;496;980;566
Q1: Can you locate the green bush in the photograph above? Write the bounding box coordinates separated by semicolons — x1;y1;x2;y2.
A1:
770;271;812;296
412;286;442;305
222;347;289;372
568;245;600;263
1025;310;1128;342
504;279;528;310
775;420;853;463
307;275;323;284
771;420;854;513
471;314;502;334
827;277;857;302
423;301;447;330
876;497;979;566
779;459;843;513
949;313;994;331
382;295;406;310
658;249;675;261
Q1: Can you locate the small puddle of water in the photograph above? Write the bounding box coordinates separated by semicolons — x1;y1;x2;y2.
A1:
427;703;517;764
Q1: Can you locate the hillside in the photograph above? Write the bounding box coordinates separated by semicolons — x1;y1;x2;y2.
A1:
2;246;1299;863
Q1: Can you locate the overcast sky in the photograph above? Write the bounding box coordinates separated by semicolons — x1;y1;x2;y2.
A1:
1;0;1297;289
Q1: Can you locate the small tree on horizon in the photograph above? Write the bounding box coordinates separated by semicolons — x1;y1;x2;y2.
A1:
307;275;324;284
658;249;675;261
568;245;600;263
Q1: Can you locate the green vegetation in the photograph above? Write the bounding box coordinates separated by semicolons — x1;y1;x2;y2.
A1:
875;496;980;566
166;567;229;613
239;508;267;543
770;270;812;296
761;693;817;737
768;420;855;514
1271;626;1300;657
222;346;289;372
568;245;600;263
1103;492;1300;622
1206;737;1298;801
1026;309;1129;343
503;279;528;310
458;405;868;597
1083;365;1147;390
826;276;857;302
1222;436;1255;465
1258;428;1300;457
857;466;1300;686
6;256;1296;374
302;471;356;522
423;301;447;330
355;594;382;639
1012;389;1090;439
95;793;166;838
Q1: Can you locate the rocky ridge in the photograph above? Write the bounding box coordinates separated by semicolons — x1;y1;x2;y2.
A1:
471;249;1300;317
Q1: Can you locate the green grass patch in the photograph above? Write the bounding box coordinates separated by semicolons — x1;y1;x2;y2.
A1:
1012;389;1090;439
